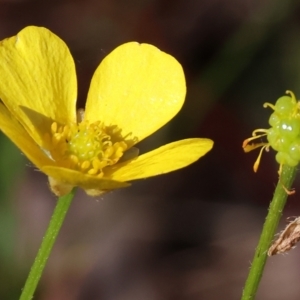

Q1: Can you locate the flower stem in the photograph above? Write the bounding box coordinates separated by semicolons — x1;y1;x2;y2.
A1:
241;164;297;300
19;188;76;300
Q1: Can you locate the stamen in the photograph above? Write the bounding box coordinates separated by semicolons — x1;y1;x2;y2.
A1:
252;129;268;136
51;122;58;133
243;142;268;153
243;128;270;172
81;161;90;170
253;145;269;172
242;132;267;150
45;120;134;177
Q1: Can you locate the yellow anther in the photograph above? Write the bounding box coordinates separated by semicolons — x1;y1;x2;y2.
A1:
81;161;90;170
70;154;79;164
51;122;58;133
87;168;98;175
253;145;268;172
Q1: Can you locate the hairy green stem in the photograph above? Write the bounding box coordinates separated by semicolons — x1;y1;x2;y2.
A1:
241;164;297;299
19;188;76;300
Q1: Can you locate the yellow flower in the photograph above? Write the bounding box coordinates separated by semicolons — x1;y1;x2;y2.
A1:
0;26;213;196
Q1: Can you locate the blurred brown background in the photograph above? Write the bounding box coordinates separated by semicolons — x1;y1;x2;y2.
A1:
1;0;300;299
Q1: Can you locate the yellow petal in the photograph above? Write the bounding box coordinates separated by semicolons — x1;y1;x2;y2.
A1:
85;42;185;143
107;138;213;181
0;26;77;147
42;166;130;191
0;103;54;168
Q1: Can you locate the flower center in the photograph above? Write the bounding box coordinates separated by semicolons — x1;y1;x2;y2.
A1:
45;120;130;177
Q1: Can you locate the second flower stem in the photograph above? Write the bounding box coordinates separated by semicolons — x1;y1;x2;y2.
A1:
19;188;76;300
241;164;297;300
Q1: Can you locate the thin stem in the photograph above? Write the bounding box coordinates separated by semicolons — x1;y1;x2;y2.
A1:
19;188;76;300
241;164;297;300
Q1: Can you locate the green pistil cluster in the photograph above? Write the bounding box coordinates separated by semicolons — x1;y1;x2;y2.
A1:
47;120;128;177
243;91;300;171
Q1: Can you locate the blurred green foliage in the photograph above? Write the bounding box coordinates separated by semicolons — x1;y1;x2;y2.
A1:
0;135;26;299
